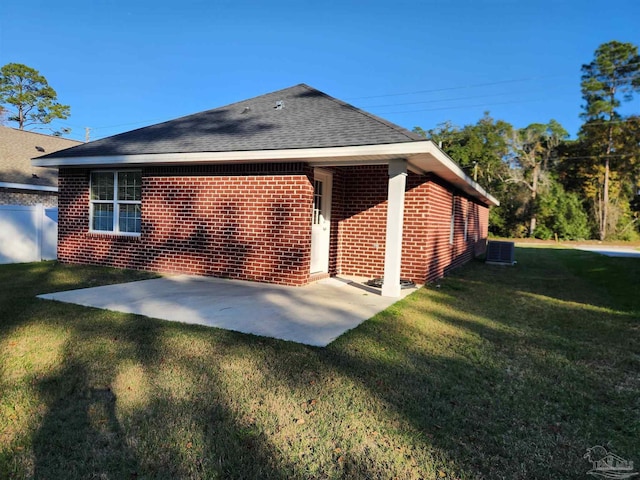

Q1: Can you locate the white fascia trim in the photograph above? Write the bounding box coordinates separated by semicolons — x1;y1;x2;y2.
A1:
0;181;58;192
31;140;499;206
309;159;391;167
31;142;434;167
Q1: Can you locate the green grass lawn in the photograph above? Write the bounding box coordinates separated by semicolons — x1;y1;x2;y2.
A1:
1;248;639;479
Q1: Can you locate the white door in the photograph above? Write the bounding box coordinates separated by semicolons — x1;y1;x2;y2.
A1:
310;169;332;273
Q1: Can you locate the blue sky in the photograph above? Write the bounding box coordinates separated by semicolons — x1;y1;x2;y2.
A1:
1;0;638;143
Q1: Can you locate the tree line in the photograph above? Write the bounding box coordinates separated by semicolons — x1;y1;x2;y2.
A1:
414;41;640;241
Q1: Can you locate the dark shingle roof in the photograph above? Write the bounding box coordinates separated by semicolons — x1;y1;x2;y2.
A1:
39;84;425;159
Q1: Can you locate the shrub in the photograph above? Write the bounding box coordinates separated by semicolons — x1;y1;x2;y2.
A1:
536;181;591;240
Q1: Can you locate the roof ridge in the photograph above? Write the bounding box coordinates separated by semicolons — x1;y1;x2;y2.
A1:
296;84;424;143
0;125;82;143
215;83;309;110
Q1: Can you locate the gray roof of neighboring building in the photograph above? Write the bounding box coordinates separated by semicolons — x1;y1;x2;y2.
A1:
0;127;81;187
38;84;425;160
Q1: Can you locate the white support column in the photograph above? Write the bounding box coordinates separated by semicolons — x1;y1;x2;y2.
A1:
382;159;407;297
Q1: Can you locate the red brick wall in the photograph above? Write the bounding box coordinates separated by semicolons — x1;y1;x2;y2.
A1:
58;165;314;286
327;167;344;277
58;163;490;288
334;166;388;279
331;167;489;285
422;178;488;283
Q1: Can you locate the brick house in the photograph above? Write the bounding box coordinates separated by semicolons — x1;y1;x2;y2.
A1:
0;126;81;206
33;84;498;297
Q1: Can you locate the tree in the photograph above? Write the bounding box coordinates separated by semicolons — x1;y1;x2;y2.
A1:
535;180;590;240
0;63;70;131
414;113;513;190
580;41;640;239
414;114;519;236
572;119;640;238
506;120;568;236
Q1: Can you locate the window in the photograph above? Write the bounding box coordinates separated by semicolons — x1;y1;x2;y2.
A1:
90;171;141;234
312;179;323;225
464;204;469;242
449;195;456;245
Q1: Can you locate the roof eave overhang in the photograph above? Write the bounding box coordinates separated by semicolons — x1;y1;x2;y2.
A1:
0;181;58;192
31;141;499;206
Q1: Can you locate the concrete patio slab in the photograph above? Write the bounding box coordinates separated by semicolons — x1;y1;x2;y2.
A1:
38;275;417;347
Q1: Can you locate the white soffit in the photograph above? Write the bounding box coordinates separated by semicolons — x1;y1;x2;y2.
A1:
32;141;499;206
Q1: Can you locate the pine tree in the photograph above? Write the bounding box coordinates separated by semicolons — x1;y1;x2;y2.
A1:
0;63;70;131
580;41;640;239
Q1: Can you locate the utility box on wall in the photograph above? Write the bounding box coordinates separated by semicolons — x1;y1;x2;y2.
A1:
485;240;515;265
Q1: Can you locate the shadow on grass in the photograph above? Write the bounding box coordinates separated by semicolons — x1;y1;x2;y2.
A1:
2;248;639;479
28;309;165;479
1;263;292;478
482;246;639;315
33;361;139;479
28;314;298;479
251;246;639;477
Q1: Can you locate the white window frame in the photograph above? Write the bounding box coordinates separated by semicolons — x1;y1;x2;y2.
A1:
89;170;142;236
449;194;456;245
